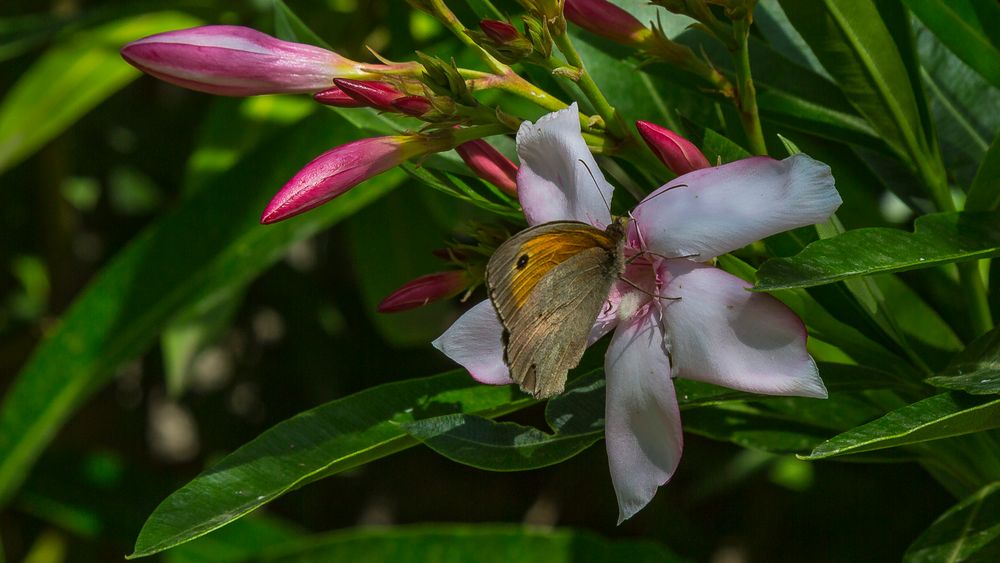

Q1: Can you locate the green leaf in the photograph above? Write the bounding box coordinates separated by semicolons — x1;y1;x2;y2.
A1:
927;326;1000;395
404;413;602;471
966;130;1000;212
248;524;684;563
164;515;303;563
0;11;202;175
754;211;1000;290
272;0;332;49
905;0;1000;90
803;393;1000;460
681;404;832;454
905;482;1000;562
916;20;1000;187
778;0;936;172
404;370;605;471
130;371;531;558
0;112;403;508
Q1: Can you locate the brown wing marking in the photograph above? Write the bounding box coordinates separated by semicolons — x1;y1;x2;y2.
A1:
494;247;619;398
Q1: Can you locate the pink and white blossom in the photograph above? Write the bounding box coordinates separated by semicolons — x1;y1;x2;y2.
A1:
432;103;841;522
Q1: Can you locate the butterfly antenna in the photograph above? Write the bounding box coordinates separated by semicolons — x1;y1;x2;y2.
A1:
577;159;612;214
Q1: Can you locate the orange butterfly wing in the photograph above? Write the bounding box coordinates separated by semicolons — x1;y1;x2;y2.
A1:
486;220;626;398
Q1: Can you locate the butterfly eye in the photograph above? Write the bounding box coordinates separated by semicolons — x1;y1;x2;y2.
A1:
516;254;529;269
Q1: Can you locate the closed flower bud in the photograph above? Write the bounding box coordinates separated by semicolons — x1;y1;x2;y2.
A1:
333;78;404;110
392;95;434;116
313;85;367;107
261;135;448;224
636;121;710;175
479;20;521;44
563;0;651;46
455;140;518;196
121;25;369;96
377;270;470;313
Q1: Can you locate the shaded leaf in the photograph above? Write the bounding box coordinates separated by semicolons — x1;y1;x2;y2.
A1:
779;0;936;173
130;371;531;558
966;130;1000;212
905;0;1000;89
804;393;1000;460
0;12;202;175
905;482;1000;562
755;211;1000;290
254;524;684;563
927;326;1000;395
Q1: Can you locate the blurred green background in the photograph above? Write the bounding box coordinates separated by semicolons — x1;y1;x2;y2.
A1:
0;0;956;561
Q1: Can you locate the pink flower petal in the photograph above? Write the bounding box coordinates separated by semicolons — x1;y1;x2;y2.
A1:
605;304;682;523
632;154;841;260
660;260;827;398
515;103;613;227
432;300;513;385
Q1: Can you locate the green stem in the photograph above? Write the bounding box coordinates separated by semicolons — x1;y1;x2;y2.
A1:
731;19;766;156
551;31;627;140
426;0;508;75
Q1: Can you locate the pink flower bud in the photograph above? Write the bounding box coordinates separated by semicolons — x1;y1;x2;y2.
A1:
636;120;710;175
455;140;518;196
120;25;373;96
261;136;445;224
377;271;470;313
479;20;521;44
333;78;403;110
563;0;650;46
313;85;367;107
392;95;433;116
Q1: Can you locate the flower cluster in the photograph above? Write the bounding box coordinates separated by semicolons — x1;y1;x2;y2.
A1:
121;0;841;521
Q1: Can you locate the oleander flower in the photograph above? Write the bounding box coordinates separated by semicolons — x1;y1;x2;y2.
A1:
432;104;842;522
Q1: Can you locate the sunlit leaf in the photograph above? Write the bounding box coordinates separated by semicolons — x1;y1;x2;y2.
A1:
803;393;1000;460
754;211;1000;290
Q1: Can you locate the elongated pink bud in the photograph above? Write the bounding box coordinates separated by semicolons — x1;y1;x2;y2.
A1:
121;25;383;96
479;20;521;44
455;140;518;196
333;78;403;110
314;85;367;107
261;136;444;224
392;95;433;116
377;271;470;313
636;121;710;175
564;0;650;46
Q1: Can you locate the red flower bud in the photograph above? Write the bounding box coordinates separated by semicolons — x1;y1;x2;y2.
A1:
333;78;403;110
636;121;710;175
392;95;433;116
479;20;521;44
377;271;470;313
313;85;367;107
455;140;518;196
564;0;650;46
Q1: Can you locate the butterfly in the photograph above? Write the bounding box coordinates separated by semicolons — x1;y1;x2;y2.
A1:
485;216;627;399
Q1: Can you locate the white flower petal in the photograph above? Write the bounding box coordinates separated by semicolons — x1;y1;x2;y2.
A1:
605;304;682;523
632;154;841;260
516;103;613;227
432;300;513;385
660;260;827;398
